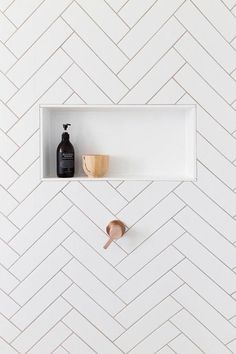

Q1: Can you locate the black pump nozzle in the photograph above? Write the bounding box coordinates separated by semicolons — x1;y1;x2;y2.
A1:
63;124;71;131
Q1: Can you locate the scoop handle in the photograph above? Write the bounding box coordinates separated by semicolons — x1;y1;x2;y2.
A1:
103;237;113;249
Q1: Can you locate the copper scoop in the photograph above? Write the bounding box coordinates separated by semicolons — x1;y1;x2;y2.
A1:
104;220;126;249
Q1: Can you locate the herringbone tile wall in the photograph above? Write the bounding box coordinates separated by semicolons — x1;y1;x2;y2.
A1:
0;0;236;353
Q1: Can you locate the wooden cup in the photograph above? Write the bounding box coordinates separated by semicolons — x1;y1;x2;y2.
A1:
82;154;109;178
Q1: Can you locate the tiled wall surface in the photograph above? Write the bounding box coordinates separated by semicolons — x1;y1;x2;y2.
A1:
0;0;236;353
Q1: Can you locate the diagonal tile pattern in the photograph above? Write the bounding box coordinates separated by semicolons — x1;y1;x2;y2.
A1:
0;0;236;353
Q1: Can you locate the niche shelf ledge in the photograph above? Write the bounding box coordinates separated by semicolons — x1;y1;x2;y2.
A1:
40;104;197;181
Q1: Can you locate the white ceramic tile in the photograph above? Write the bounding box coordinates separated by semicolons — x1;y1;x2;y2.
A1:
0;313;20;343
62;2;128;73
81;181;127;214
8;131;39;174
62;334;95;354
149;79;185;104
121;49;184;103
171;310;233;354
118;181;179;227
117;193;184;253
0;186;18;216
197;133;236;190
6;0;72;57
0;289;19;318
115;297;181;352
12;298;71;353
175;206;236;267
63;233;125;291
118;0;185;57
7;18;72;87
0;72;17;102
8;159;41;202
119;0;157;27
76;0;129;42
63;34;128;102
174;234;236;293
173;284;236;343
63;258;125;316
10;220;72;280
175;32;236;103
0;12;15;42
5;0;45;27
191;0;236;42
0;42;16;73
0;157;18;189
0;264;18;293
175;1;236;73
118;17;185;88
173;259;236;319
0;129;18;160
11;272;72;330
115;271;183;328
117;220;184;278
63;310;123;354
169;333;206;354
175;64;236;133
62;64;111;104
0;212;18;242
175;181;236;242
129;322;179;354
116;246;183;303
28;322;71;354
178;94;236;161
62;206;126;266
0;101;18;132
63;284;124;340
9;193;71;254
7;49;72;117
8;181;67;229
10;247;71;305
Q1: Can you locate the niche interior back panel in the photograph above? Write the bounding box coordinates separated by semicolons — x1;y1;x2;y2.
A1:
0;1;236;353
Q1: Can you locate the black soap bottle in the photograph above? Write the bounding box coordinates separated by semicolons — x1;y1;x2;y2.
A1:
57;124;75;178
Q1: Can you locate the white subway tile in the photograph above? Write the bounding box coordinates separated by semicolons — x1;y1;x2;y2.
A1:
63;34;128;103
121;49;184;103
176;1;236;73
63;310;123;354
62;2;128;73
12;297;71;353
175;181;236;242
10;247;71;305
116;246;183;303
7;18;72;87
10;220;72;280
7;49;72;117
11;272;71;330
63;284;124;340
173;259;236;319
115;297;181;352
174;234;236;293
175;32;236;103
76;0;129;42
117;220;184;278
116;271;183;328
8;181;67;229
119;17;185;88
63;233;125;291
119;0;185;57
63;259;125;316
6;0;72;57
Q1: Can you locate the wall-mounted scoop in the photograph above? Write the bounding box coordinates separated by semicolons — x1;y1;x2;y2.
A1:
104;220;126;249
